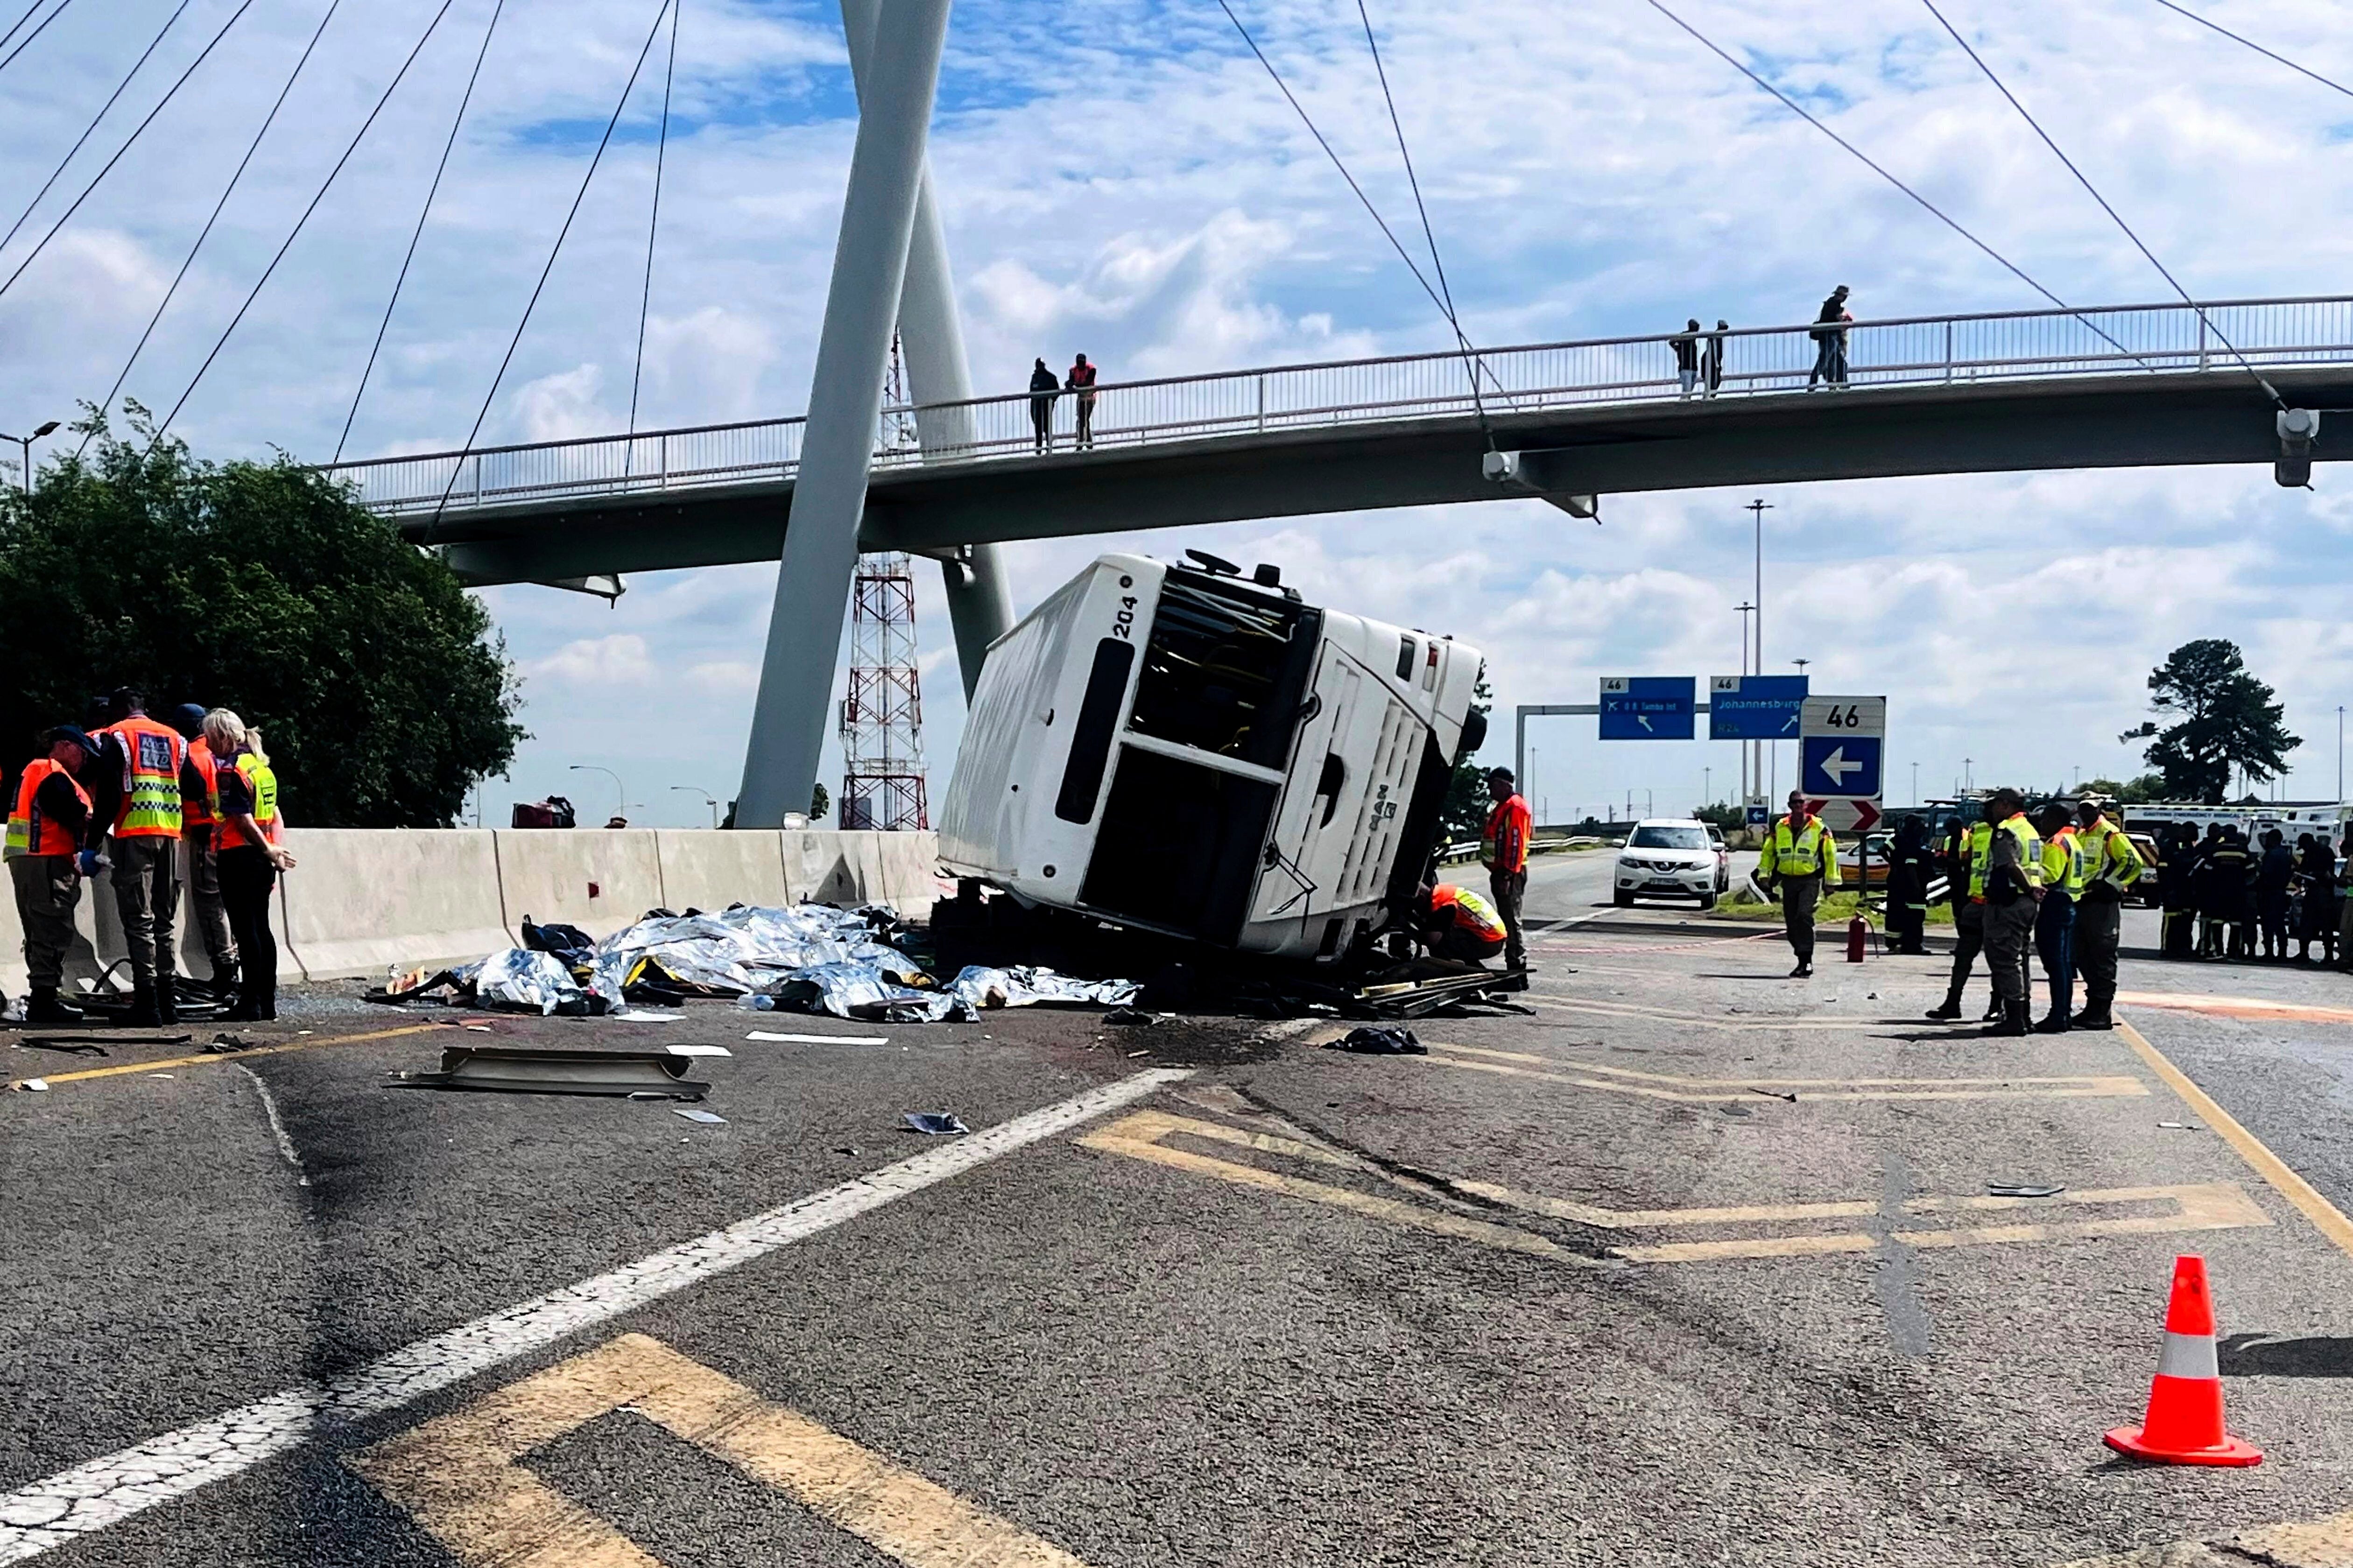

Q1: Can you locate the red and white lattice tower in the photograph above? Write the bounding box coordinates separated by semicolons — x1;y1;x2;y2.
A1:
839;549;928;830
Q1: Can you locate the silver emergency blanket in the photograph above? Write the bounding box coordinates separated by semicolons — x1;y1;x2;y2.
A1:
769;963;966;1023
592;905;921;998
461;949;588;1015
945;965;1143;1011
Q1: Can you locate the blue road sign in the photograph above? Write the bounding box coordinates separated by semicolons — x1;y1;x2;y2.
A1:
1598;676;1695;740
1801;734;1884;798
1745;803;1770;827
1707;674;1808;740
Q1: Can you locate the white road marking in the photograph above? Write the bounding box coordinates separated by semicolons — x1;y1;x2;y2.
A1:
0;1068;1190;1563
234;1064;309;1188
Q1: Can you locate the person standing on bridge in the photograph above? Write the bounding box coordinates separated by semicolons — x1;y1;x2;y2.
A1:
6;725;104;1025
1704;319;1729;396
1065;352;1099;451
1809;285;1851;389
1671;320;1701;398
1480;767;1531;972
1979;788;2044;1037
1758;789;1840;978
1028;358;1059;453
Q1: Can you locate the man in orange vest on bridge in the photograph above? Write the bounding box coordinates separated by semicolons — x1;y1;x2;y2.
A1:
85;687;192;1025
1481;766;1532;971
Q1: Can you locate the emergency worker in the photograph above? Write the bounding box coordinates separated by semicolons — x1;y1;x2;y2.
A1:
1979;788;2044;1037
1926;810;1996;1022
6;727;104;1024
2031;803;2083;1033
2201;828;2253;959
85;688;189;1025
2257;829;2295;961
172;702;239;1000
205;710;296;1021
1480;767;1531;971
2069;800;2143;1028
1420;882;1508;963
2158;824;2197;960
1758;789;1840;978
1883;815;1934;955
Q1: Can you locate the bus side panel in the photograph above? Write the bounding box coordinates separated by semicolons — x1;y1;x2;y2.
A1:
938;579;1079;878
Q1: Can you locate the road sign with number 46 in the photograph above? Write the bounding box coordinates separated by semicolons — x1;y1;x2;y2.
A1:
1799;696;1885;800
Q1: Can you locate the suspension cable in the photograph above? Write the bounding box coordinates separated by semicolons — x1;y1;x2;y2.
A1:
0;0;73;80
0;0;191;259
337;0;507;461
424;0;675;534
84;0;341;456
0;0;256;303
151;0;459;445
0;0;47;53
2147;0;2353;101
1919;0;2283;407
627;0;681;453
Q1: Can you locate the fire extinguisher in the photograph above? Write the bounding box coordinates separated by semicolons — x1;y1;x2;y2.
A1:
1846;911;1867;963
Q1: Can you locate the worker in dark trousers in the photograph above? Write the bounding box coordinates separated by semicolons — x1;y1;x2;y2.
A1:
1883;814;1934;955
1028;358;1058;452
2031;803;2083;1033
2296;833;2338;964
1980;789;2044;1036
1759;789;1840;978
2256;828;2295;960
1064;353;1099;450
84;687;190;1025
1480;768;1531;972
2202;828;2254;958
2070;801;2143;1027
1419;883;1509;964
1925;813;1995;1020
171;702;239;1000
2158;824;2196;959
6;726;105;1024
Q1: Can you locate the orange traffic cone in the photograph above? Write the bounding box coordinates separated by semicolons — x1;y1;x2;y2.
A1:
2103;1254;2263;1467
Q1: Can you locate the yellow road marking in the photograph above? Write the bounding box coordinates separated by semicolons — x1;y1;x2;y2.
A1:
1420;1041;2149;1101
2117;989;2353;1026
1081;1111;2266;1265
348;1331;1091;1568
2118;1020;2353;1265
7;1022;448;1090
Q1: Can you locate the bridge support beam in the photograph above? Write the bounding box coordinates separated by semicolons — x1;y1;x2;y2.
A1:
842;0;1011;700
735;0;952;828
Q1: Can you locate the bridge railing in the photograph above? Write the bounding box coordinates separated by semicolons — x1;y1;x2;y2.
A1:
324;296;2353;518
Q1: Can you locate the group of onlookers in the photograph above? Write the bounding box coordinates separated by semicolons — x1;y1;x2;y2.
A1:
2150;822;2339;964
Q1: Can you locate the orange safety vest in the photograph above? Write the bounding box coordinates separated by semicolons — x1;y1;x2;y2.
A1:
4;758;89;859
1068;361;1097;391
101;714;186;838
1481;795;1531;874
212;752;281;851
1430;884;1508;953
182;736;221;830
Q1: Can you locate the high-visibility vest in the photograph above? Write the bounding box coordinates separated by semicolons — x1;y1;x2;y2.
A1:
1762;815;1840;883
1482;795;1531;873
1431;884;1507;950
216;752;280;851
2079;816;2144;890
4;758;88;860
2043;825;2087;897
1964;821;1995;900
102;715;186;838
1984;814;2044;897
182;737;222;830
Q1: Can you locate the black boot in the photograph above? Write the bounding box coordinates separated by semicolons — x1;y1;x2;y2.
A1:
124;985;162;1027
2071;997;2115;1031
1924;992;1964;1021
155;979;178;1027
2032;1008;2071;1034
1990;999;2030;1037
25;987;83;1025
211;963;240;1002
1980;995;2003;1022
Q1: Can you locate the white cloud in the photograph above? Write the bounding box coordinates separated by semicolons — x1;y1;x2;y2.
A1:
528;632;651;686
514;364;612;443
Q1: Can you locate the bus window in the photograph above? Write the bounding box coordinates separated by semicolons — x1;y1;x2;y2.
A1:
1056;639;1135;823
1127;572;1317;769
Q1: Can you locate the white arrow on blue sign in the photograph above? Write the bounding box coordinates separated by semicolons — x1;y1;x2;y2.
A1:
1797;696;1886;801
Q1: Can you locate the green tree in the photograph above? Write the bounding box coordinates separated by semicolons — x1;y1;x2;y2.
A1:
0;406;522;826
1440;666;1495;844
2118;639;2298;806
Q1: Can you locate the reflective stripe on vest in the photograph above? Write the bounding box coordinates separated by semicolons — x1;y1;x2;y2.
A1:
1769;816;1830;876
4;758;87;860
219;753;280;851
1965;821;1996;900
2082;817;2142;887
1998;816;2044;891
105;715;185;837
2045;826;2087;897
1439;884;1508;942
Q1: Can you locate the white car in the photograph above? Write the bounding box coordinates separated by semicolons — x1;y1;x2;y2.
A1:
1613;819;1724;908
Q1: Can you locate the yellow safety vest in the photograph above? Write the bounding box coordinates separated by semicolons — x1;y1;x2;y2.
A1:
1964;821;1995;900
2043;826;2087;897
1761;816;1841;884
1992;815;2043;896
2078;816;2143;890
214;753;280;851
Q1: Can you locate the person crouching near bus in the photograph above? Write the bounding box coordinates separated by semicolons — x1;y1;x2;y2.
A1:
1419;883;1509;965
6;726;106;1024
203;710;296;1021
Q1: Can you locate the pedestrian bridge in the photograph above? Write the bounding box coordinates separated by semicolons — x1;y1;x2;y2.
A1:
317;295;2353;587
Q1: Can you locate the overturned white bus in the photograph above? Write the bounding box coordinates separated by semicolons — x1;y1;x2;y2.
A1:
938;550;1487;968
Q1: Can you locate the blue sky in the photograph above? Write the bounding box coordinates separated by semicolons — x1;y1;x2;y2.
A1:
6;0;2353;824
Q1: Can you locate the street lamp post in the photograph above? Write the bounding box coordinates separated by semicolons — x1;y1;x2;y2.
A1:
2338;706;2344;802
670;785;721;829
569;764;627;823
1;420;60;494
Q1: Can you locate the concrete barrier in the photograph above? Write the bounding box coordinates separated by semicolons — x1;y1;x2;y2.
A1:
275;829;511;982
492;829;666;939
655;830;789;913
2;828;938;998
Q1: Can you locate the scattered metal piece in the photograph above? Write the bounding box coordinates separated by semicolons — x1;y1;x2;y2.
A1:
392;1046;711;1098
664;1044;733;1058
204;1033;259;1054
1326;1027;1426;1056
2158;1121;2202;1130
832;1145;860;1155
1719;1103;1752;1117
14;1039;107;1057
1987;1184;2064;1198
1749;1086;1799;1102
903;1112;970;1136
612;1009;685;1022
671;1108;726;1125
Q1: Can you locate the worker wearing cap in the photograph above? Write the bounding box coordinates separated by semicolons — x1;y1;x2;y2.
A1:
1979;788;2045;1036
85;686;190;1026
1420;882;1508;964
6;727;105;1025
1758;789;1841;978
1926;812;1998;1022
1480;767;1531;971
2031;802;2085;1033
171;701;239;1001
2071;801;2144;1029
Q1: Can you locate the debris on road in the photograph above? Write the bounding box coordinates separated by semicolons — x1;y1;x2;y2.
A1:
1326;1027;1427;1056
610;1009;685;1022
663;1044;733;1058
15;1078;49;1092
671;1108;726;1125
390;1045;711;1099
204;1033;259;1054
746;1031;889;1045
902;1112;970;1136
2158;1121;2203;1131
14;1039;107;1056
1749;1087;1799;1103
1105;1007;1158;1026
1988;1184;2064;1198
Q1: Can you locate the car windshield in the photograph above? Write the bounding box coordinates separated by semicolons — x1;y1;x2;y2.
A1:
1630;825;1709;850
